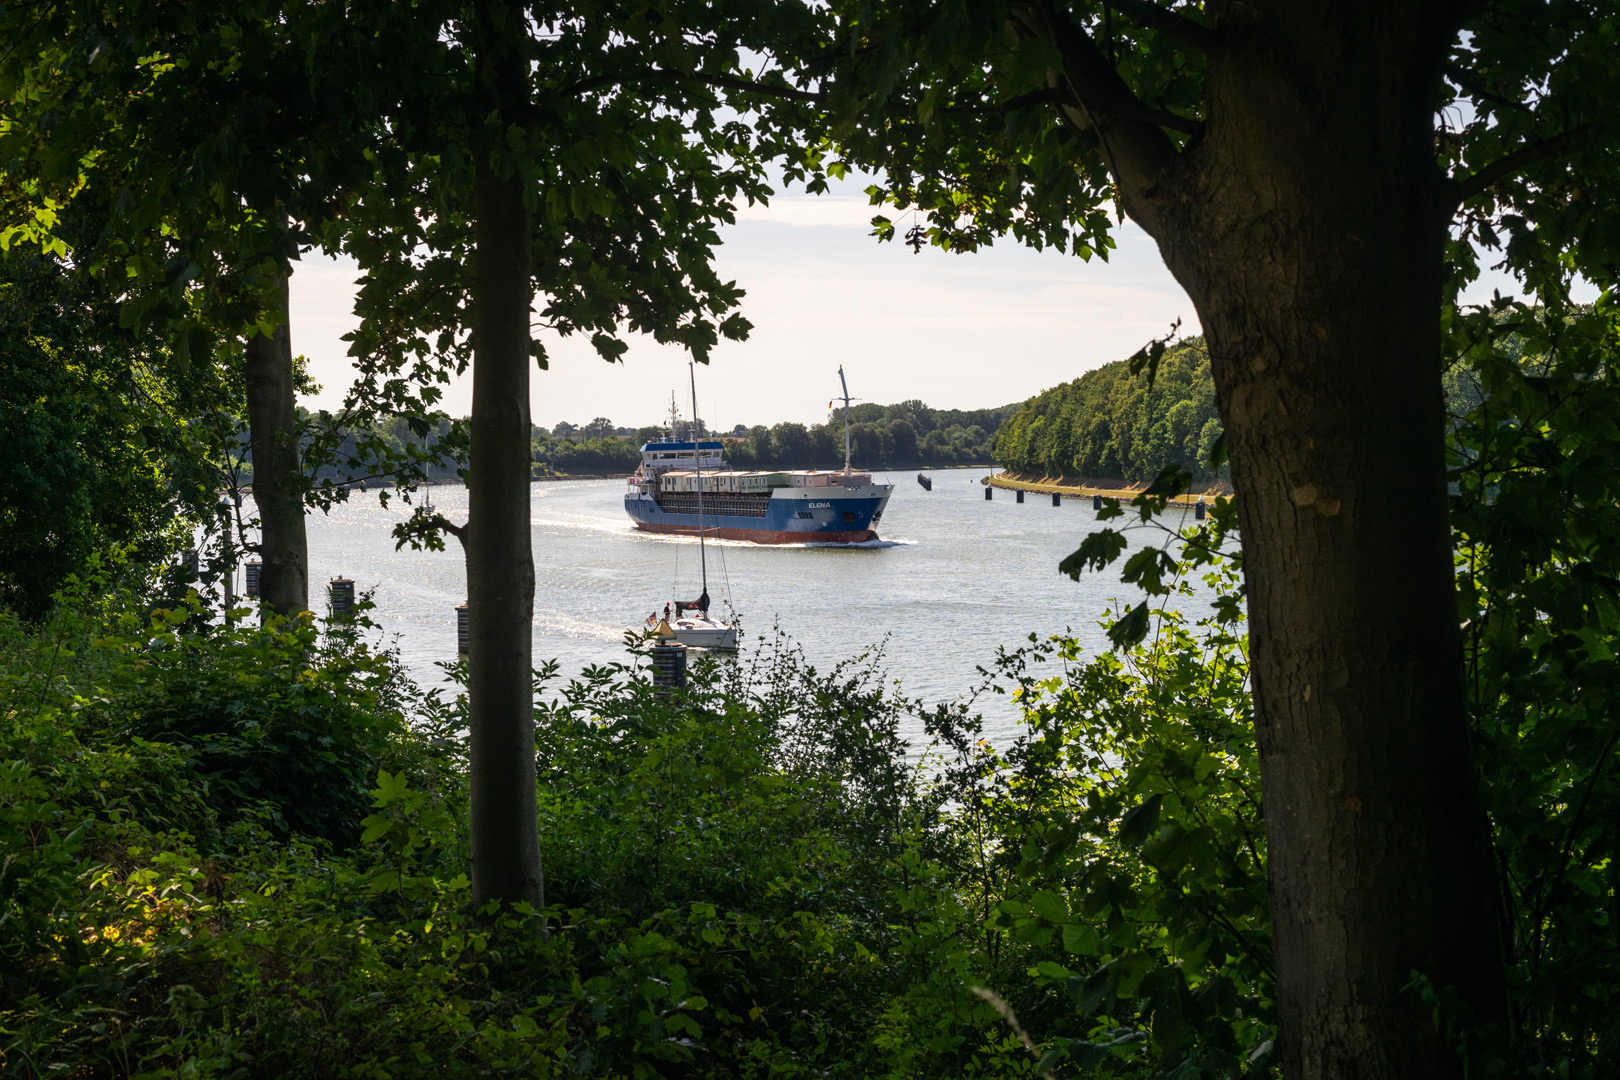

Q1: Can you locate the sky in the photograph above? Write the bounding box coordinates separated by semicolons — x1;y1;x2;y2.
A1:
287;173;1541;433
288;176;1200;431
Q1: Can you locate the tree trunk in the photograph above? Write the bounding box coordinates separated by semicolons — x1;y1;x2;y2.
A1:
244;272;308;617
1130;12;1510;1076
466;0;543;912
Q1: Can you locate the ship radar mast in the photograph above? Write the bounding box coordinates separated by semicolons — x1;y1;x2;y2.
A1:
665;393;681;439
835;366;859;474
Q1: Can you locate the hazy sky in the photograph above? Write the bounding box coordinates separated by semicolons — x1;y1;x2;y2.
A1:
288;174;1533;432
288;176;1199;431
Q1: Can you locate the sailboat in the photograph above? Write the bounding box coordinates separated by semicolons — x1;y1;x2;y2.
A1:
647;363;739;651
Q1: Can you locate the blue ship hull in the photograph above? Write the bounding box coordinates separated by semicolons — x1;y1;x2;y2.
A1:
624;491;885;543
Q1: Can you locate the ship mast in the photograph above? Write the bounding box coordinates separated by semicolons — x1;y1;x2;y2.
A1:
836;365;857;473
688;362;708;598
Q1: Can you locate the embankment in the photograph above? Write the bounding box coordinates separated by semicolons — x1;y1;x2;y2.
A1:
985;471;1232;503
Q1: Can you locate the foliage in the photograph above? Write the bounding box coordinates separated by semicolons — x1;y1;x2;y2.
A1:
919;558;1273;1079
0;537;1272;1080
1035;291;1620;1076
992;339;1225;484
0;243;219;618
0;0;490;536
10;321;1620;1075
336;0;804;412
77;608;415;847
771;8;1620;1065
0;580;985;1077
532;427;644;475
1444;294;1620;1075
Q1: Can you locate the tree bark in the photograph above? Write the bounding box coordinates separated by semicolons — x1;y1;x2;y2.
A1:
244;272;308;617
1067;5;1511;1074
466;0;544;912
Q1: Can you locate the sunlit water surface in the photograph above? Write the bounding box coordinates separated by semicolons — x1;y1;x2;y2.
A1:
304;470;1213;745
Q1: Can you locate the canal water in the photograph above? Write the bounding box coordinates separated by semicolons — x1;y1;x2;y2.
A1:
305;470;1213;744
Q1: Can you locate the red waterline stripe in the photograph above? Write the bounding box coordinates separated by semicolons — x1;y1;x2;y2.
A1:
633;522;879;545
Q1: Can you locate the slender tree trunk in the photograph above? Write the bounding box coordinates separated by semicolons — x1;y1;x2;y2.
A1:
1131;10;1509;1075
244;272;308;617
466;0;543;912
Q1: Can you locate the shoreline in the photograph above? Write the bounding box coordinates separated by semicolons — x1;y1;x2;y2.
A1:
531;462;998;482
983;470;1232;505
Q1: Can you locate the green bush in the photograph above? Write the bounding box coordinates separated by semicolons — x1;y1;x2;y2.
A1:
72;602;415;847
0;590;1021;1078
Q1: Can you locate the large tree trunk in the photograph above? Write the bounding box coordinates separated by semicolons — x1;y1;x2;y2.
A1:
1131;11;1509;1076
244;272;308;617
466;0;544;912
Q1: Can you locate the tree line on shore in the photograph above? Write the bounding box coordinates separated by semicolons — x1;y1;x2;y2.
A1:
529;399;1015;474
991;338;1226;484
986;333;1503;490
303;396;1014;486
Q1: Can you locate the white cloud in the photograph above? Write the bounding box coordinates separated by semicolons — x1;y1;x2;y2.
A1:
732;194;884;229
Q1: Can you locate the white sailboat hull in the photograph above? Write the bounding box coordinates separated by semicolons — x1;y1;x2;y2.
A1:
668;616;737;651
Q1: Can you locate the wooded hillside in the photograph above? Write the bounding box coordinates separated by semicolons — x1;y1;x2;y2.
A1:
991;338;1225;483
727;399;1016;471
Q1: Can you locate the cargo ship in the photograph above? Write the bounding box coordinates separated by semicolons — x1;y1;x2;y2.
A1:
623;368;894;544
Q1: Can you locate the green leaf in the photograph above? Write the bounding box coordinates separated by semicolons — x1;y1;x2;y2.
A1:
590;332;630;363
1068;962;1115;1016
1040;820;1081;870
1127;319;1182;390
1131;464;1194;521
1121;547;1178;596
1060;529;1127;580
1068;1041;1107;1068
1030;888;1069;923
1107;601;1152;649
1117;794;1163;847
1062;922;1102;956
360;815;392;844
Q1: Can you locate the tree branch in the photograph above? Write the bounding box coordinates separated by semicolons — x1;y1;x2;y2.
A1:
430;513;468;540
1450;125;1591;205
1107;0;1220;54
1008;1;1186;228
392;511;467;553
561;68;824;104
941;86;1061;117
1444;63;1533;117
1015;4;1201;136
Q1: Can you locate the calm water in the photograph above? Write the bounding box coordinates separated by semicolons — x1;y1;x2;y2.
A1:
305;470;1210;743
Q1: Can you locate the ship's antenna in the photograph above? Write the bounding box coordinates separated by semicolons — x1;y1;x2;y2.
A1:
688;361;708;598
836;365;859;474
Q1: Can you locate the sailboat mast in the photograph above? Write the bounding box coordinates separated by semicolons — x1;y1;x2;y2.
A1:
837;365;854;473
688;362;708;594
